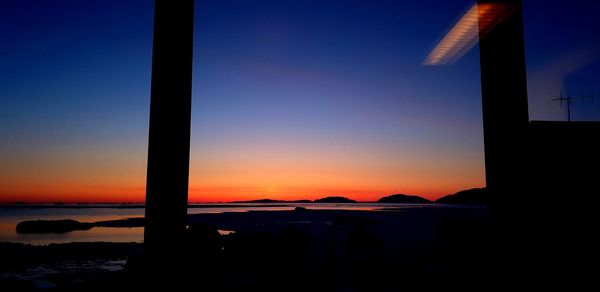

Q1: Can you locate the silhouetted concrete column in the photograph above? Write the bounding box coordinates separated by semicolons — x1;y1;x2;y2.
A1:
478;0;529;199
478;0;529;282
144;0;194;257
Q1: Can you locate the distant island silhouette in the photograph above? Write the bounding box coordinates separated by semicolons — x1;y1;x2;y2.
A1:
230;199;311;203
435;188;489;205
231;196;358;204
313;196;357;203
5;188;491;207
377;194;432;203
13;187;489;234
232;189;489;204
16;219;93;233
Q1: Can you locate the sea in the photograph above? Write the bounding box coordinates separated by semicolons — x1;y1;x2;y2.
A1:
0;203;457;245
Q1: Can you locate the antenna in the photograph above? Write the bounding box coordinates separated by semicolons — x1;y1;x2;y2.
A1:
551;90;595;122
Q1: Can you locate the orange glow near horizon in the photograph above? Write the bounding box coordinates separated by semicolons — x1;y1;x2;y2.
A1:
0;138;485;203
0;183;482;204
0;171;483;203
0;1;492;205
0;29;486;204
424;3;516;65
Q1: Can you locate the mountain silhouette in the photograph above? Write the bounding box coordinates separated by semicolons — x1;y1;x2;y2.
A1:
314;196;356;203
436;188;488;204
231;199;311;203
377;194;431;203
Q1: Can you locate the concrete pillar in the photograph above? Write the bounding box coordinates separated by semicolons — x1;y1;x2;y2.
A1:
478;0;529;200
144;0;195;257
478;0;530;283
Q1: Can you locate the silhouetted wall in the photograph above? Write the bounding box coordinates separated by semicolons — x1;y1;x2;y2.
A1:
529;121;600;201
526;121;600;284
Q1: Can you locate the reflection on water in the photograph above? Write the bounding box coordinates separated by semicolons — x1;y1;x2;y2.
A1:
2;227;144;245
0;203;446;245
217;229;236;236
0;207;145;245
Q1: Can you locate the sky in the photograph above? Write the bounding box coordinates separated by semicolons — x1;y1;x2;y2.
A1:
1;0;599;203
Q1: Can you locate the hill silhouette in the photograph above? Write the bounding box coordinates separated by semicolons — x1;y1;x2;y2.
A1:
314;196;356;203
231;199;311;203
436;188;489;205
377;194;431;203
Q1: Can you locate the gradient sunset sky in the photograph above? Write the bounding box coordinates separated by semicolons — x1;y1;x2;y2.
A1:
1;0;599;203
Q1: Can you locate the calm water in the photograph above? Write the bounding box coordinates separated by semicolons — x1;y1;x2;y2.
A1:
0;203;448;245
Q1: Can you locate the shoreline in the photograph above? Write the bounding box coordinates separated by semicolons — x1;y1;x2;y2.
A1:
1;207;489;290
13;204;487;229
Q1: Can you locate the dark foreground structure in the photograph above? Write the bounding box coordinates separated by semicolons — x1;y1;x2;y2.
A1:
477;0;599;286
528;121;600;203
524;121;600;285
144;0;194;258
476;0;530;281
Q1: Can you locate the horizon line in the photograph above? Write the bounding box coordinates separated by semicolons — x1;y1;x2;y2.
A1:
0;188;486;205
